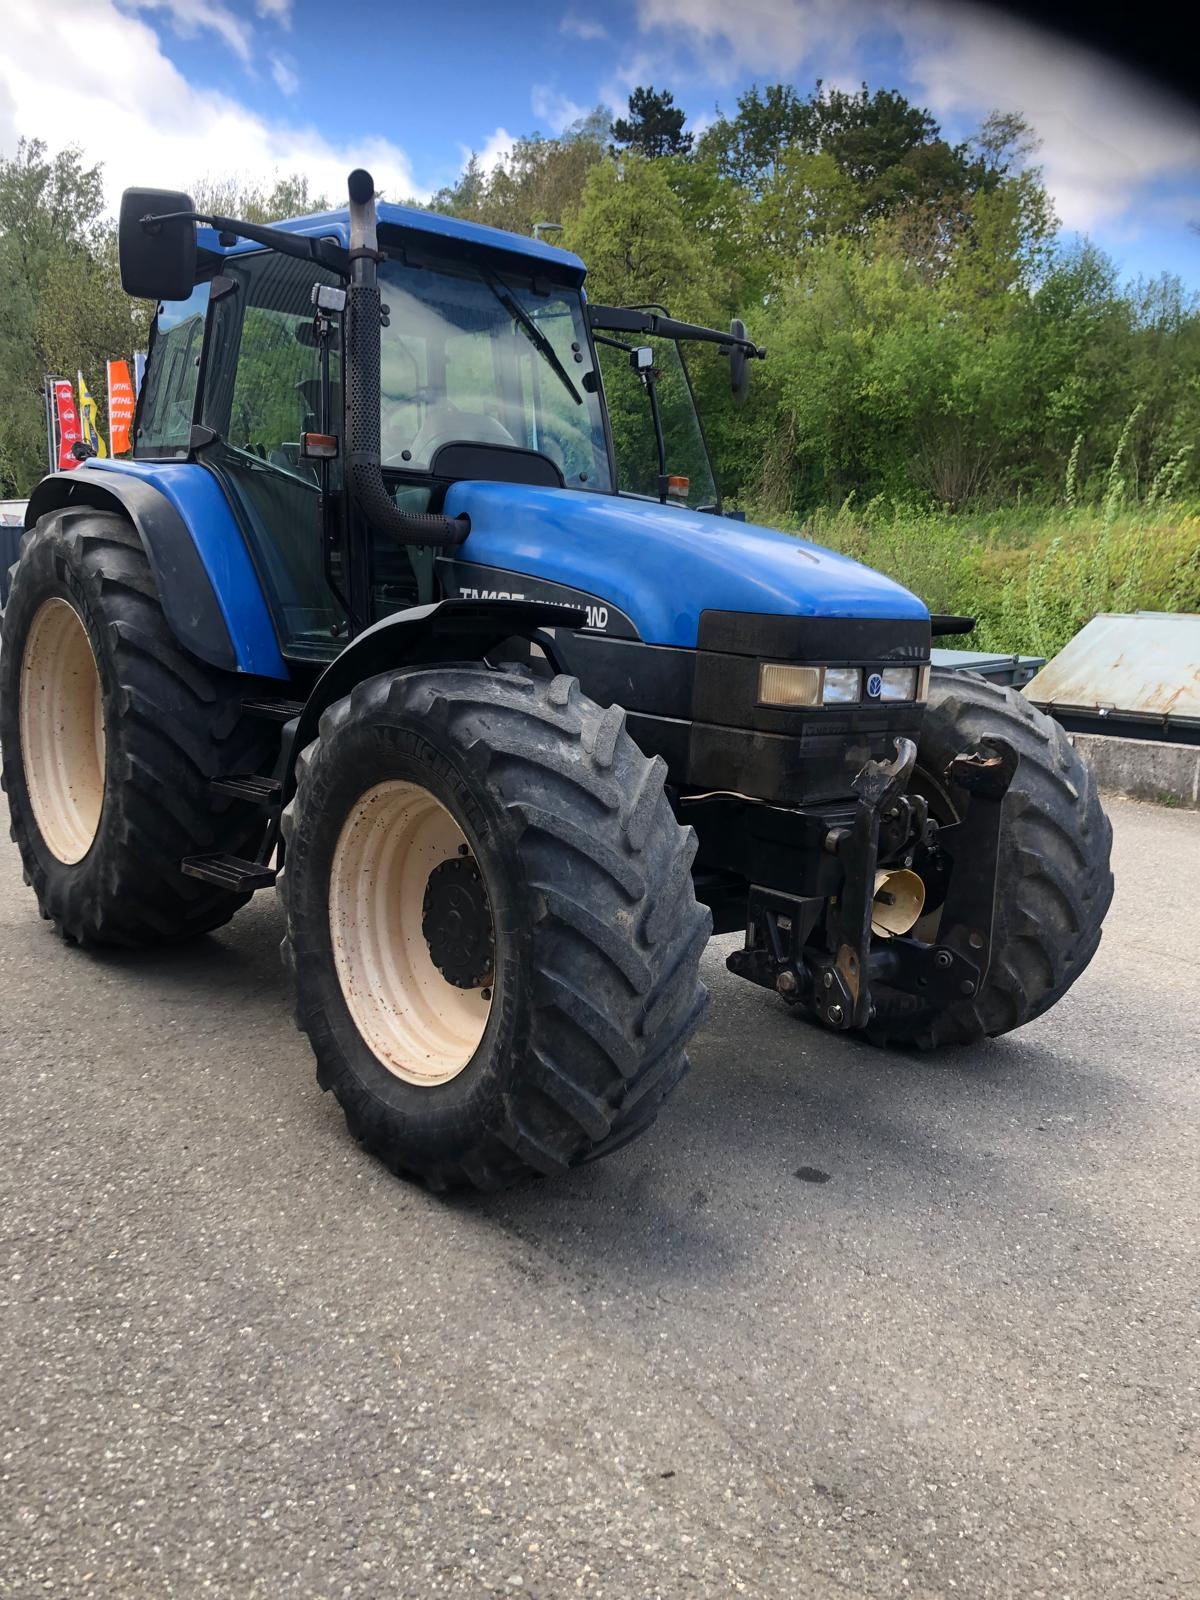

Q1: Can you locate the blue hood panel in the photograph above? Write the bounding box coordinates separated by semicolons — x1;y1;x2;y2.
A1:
443;482;927;649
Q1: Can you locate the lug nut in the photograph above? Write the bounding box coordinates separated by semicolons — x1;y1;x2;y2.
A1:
776;970;798;996
822;971;833;990
960;979;976;996
934;950;953;970
827;1004;844;1026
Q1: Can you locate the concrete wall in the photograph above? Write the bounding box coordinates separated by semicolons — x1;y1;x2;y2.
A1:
1071;732;1200;810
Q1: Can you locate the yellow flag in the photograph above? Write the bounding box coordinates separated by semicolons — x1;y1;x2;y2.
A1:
77;372;108;459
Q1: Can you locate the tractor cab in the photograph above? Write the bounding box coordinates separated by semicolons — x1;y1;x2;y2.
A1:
127;193;747;666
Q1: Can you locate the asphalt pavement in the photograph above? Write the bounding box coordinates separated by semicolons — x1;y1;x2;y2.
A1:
1;797;1197;1599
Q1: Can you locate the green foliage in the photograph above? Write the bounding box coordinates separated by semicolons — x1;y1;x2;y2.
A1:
190;172;333;223
0;138;151;494
430;116;609;238
763;498;1200;658
558;156;719;323
611;86;692;158
3;76;1200;653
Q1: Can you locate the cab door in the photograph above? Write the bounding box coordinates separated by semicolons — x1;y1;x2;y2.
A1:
198;250;350;661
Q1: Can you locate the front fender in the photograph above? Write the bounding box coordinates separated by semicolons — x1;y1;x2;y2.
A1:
25;464;286;677
284;597;583;795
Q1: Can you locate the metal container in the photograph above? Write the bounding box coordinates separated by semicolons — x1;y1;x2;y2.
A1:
1025;612;1200;746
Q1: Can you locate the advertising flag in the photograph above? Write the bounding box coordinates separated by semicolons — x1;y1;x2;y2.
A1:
52;379;83;471
77;373;107;459
107;359;135;455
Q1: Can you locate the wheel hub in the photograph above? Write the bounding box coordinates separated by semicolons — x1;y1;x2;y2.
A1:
421;855;494;989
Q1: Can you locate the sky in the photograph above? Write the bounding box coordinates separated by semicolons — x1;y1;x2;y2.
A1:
2;0;1200;287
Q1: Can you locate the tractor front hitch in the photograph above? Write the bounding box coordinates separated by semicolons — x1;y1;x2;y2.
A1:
725;735;1020;1034
816;736;918;1029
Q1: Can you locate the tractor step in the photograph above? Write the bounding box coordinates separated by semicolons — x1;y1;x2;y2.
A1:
241;696;304;723
181;853;277;893
210;773;282;804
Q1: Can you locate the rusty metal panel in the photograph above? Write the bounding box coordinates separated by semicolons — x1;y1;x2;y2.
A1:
1026;612;1200;739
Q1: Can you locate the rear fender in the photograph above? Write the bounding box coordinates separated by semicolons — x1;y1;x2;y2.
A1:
284;597;582;795
23;465;286;678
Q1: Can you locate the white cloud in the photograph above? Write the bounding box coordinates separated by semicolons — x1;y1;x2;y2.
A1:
904;3;1200;232
598;53;657;120
122;0;254;62
531;85;588;136
630;0;1200;231
256;0;292;22
459;127;516;176
269;52;299;96
0;0;429;210
561;13;607;41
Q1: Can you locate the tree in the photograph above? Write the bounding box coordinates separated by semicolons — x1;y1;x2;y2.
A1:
431;115;609;236
611;87;692;159
696;85;809;188
560;155;716;318
0;139;147;495
190;172;332;224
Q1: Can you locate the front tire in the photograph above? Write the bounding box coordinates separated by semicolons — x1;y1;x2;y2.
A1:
277;665;711;1191
872;671;1114;1047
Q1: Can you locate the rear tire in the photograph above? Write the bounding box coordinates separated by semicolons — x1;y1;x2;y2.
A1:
871;670;1114;1047
1;509;274;946
277;665;711;1191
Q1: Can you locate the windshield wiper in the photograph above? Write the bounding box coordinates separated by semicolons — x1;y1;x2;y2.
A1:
477;267;583;407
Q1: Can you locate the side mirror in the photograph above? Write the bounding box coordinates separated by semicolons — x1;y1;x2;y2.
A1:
729;318;751;406
118;187;197;302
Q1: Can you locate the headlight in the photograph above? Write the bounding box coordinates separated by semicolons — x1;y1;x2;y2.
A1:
878;667;917;701
758;663;821;706
822;666;862;704
757;661;929;707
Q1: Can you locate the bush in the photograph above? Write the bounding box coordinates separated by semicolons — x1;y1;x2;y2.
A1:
753;496;1200;659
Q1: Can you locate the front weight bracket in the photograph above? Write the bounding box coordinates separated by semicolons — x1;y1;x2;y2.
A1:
825;737;918;1030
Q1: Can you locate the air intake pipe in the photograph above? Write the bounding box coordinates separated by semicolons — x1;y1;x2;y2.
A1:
344;169;469;547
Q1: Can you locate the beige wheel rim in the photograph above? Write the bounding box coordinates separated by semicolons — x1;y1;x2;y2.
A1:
329;781;494;1086
19;597;106;865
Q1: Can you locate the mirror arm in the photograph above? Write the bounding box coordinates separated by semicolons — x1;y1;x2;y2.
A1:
587;304;765;359
140;210;350;278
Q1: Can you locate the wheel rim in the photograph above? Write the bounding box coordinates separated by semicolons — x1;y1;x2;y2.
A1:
328;781;495;1086
18;597;106;865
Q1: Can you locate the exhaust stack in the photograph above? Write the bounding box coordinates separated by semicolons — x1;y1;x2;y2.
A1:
344;169;469;548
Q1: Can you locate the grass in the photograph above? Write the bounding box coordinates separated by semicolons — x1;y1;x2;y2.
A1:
751;497;1200;659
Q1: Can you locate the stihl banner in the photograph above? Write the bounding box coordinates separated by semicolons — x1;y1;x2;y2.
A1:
107;359;135;455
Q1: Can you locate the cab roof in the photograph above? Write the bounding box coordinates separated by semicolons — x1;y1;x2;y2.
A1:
196;201;587;286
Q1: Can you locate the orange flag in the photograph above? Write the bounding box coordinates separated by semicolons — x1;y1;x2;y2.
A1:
107;359;135;455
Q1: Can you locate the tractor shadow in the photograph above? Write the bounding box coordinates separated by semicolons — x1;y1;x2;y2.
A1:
55;893;1141;1300
69;890;291;1006
457;945;1140;1297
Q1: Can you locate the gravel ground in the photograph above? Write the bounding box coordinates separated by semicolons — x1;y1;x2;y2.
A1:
1;796;1197;1599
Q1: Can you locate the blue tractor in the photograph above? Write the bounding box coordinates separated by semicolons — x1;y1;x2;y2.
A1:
0;173;1113;1188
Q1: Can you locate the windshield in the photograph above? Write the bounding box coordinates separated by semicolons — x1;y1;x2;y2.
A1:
595;332;718;510
377;259;611;491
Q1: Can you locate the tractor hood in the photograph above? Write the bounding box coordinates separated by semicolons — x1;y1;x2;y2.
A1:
442;481;927;649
